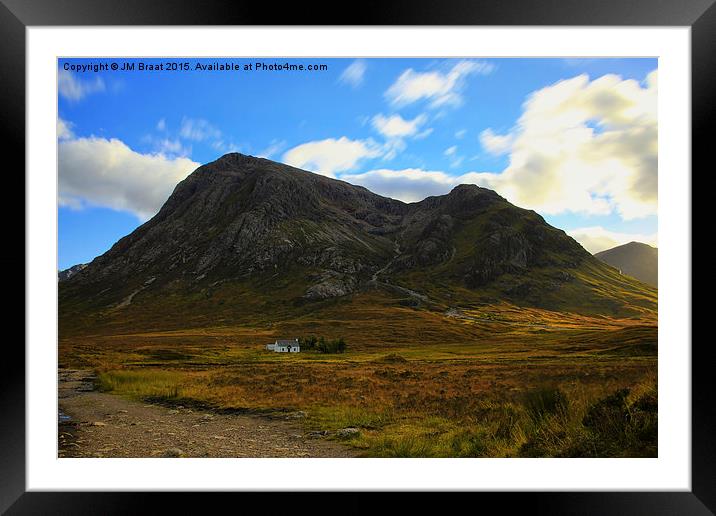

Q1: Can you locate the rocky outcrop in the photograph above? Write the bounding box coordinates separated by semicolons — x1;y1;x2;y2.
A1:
466;229;533;287
304;271;357;300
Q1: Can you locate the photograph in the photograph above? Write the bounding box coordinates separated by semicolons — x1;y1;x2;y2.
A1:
56;56;659;459
0;0;707;506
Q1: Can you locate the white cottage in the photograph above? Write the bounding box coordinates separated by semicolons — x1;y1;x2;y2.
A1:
266;339;300;353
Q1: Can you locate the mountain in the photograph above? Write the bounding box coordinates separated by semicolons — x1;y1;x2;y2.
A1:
59;153;657;333
58;263;87;282
595;242;658;287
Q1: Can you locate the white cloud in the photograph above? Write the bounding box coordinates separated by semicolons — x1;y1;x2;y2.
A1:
338;59;367;88
479;128;514;155
59;135;199;220
342;168;458;203
566;226;658;254
58;70;105;101
282;137;382;177
156;118;167;131
455;129;467;139
473;70;658;220
179;117;222;142
385;60;493;109
371;113;428;138
339;168;492;203
57;118;74;140
340;70;658;228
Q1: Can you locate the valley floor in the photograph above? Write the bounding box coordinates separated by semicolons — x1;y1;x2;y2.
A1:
58;300;658;458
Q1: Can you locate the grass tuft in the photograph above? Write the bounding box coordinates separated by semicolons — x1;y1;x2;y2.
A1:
97;369;184;401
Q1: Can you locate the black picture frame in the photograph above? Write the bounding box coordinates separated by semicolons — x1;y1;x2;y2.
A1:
2;1;709;513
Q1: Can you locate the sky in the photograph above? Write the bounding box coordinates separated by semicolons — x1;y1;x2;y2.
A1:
58;57;658;270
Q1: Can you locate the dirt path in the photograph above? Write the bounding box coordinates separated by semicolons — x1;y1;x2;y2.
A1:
371;241;402;283
58;369;358;458
369;241;429;303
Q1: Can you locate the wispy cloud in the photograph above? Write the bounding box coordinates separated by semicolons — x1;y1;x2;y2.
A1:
211;139;244;154
338;59;367;88
444;145;464;168
385;60;494;109
176;117;244;155
58;70;105;101
156;138;192;157
179;117;222;142
257;139;288;160
369;113;432;161
141;131;192;158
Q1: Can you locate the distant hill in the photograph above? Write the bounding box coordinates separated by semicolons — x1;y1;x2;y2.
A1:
595;242;658;287
59;153;657;334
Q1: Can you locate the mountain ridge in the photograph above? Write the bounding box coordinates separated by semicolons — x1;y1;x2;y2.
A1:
59;153;657;334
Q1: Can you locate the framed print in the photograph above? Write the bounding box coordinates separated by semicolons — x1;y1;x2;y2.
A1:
3;0;711;513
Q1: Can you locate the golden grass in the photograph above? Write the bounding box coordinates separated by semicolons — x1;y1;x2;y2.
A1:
61;300;657;457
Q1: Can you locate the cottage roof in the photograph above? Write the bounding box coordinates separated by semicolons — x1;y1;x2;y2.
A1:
275;339;298;345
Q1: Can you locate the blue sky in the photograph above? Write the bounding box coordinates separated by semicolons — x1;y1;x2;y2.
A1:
58;57;658;270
